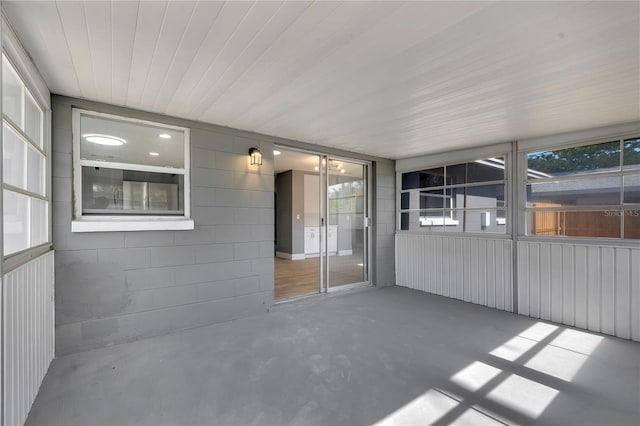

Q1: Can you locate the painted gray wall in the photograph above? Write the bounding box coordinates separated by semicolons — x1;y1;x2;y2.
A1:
291;170;305;255
373;161;396;286
275;171;292;254
52;95;395;354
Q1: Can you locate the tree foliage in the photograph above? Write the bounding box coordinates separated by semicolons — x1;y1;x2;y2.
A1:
528;139;640;175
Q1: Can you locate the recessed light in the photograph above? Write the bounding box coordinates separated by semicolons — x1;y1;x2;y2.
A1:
149;152;159;156
159;133;171;139
83;134;126;146
340;169;345;173
273;150;281;155
314;166;319;171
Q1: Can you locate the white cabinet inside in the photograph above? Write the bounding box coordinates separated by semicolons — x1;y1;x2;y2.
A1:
304;225;338;256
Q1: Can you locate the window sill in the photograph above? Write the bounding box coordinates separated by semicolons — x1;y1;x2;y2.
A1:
71;216;194;233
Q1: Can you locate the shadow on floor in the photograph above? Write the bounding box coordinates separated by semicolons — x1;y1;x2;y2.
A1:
27;286;640;426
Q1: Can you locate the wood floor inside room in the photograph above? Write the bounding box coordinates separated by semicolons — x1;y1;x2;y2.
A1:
274;255;365;300
274;257;320;300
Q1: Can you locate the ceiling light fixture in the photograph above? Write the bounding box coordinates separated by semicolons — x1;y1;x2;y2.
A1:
159;133;171;139
248;147;263;166
83;134;126;146
149;152;159;156
273;150;281;155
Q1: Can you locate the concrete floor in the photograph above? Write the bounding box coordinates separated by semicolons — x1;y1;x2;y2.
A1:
27;287;640;426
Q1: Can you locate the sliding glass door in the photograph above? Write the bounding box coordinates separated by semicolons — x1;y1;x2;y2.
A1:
325;158;369;290
274;147;370;300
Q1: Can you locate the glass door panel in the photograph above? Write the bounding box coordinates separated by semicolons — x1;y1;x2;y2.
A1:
274;149;322;300
326;159;368;289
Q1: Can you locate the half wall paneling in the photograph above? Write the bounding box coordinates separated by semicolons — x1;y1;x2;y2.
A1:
3;251;55;426
396;234;513;312
518;241;640;342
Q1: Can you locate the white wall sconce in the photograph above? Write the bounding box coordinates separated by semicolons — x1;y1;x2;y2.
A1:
249;147;263;166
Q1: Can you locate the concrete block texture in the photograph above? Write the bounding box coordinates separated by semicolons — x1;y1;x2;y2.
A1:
51;95;394;354
52;96;276;355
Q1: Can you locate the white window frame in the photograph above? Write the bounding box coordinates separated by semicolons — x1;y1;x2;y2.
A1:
397;149;511;236
520;130;640;241
2;50;51;264
71;108;194;232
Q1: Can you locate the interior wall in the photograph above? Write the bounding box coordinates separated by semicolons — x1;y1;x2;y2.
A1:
275;171;293;255
53;95;396;354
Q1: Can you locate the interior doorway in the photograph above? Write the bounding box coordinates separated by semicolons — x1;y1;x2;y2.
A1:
273;147;370;300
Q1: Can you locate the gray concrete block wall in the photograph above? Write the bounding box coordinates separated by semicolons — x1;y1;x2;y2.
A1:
52;95;395;355
373;161;396;286
52;96;275;355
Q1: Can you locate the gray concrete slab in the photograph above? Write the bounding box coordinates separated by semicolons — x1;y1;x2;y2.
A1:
27;287;640;426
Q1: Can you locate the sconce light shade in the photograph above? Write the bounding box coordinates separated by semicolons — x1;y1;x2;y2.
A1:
248;147;263;166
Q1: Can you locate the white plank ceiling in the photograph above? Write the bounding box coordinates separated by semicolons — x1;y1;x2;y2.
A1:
4;1;639;159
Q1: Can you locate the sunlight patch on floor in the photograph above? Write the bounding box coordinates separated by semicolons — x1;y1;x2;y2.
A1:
450;361;502;391
373;389;460;426
489;335;538;361
486;374;559;418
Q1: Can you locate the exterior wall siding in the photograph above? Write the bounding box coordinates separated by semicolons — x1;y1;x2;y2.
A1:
518;241;640;342
374;161;396;286
395;233;513;311
2;251;55;426
52;95;394;355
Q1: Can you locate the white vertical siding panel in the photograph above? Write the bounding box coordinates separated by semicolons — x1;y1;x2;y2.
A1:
529;243;540;318
3;251;55;426
478;239;487;306
539;243;552;321
632;249;640;342
587;246;601;332
486;239;496;308
574;245;588;329
600;247;616;336
495;240;506;311
515;242;639;342
518;242;529;315
614;248;631;339
503;241;513;312
550;244;563;323
561;244;575;326
395;234;513;312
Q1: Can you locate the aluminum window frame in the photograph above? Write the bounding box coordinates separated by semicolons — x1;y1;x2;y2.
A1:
397;152;511;236
521;134;640;240
71;108;193;232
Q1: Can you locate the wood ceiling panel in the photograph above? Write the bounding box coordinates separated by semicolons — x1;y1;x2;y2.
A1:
138;1;196;111
126;0;168;106
4;1;638;159
151;1;225;113
111;1;138;106
2;1;80;97
55;0;95;98
164;1;253;116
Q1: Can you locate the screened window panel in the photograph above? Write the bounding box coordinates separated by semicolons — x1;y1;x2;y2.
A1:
448;160;505;185
527;177;621;207
624;211;640;239
527;141;621;178
31;198;48;247
527;210;621;239
401;167;445;190
27;145;46;196
623;175;640;204
452;184;505;209
444;209;507;233
3;190;29;255
25;91;43;148
3;124;26;189
623;138;640;168
2;56;23;126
